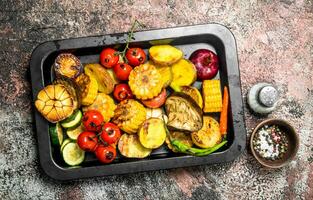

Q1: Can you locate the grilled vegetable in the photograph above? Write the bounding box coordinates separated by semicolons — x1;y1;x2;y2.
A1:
128;63;163;100
61;110;82;129
220;86;229;136
84;63;114;94
53;53;83;79
62;142;85;166
118;134;152;158
202;80;222;113
153;62;173;88
146;108;168;122
49;123;64;146
191;116;222;148
164;121;227;156
165;131;193;152
83;93;116;123
35;84;75;123
141;89;167;108
149;45;183;66
66;123;84;140
181;86;203;109
138;118;166;149
112;99;146;134
53;78;80;110
165;93;203;132
170;59;197;92
107;69;120;85
75;73;98;105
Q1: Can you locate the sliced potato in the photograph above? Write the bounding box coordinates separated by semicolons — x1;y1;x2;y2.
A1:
84;63;114;94
170;59;197;92
149;45;183;66
138;118;166;149
191;116;222;148
118;134;152;158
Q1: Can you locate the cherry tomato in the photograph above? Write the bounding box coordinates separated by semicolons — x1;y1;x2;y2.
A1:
100;123;121;145
125;48;146;67
77;131;98;152
82;110;104;132
113;83;133;102
141;89;167;108
113;63;133;80
99;48;119;68
95;145;116;164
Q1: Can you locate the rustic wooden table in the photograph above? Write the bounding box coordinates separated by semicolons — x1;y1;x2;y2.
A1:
0;0;312;199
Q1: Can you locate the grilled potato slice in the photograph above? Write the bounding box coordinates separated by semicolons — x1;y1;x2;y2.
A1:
191;116;222;148
83;93;116;122
118;134;152;158
138;118;166;149
170;59;197;92
149;45;183;66
35;84;74;123
112;99;146;134
84;63;114;94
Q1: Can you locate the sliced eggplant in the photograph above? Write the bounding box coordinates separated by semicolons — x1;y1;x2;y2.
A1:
165;92;203;132
53;53;83;79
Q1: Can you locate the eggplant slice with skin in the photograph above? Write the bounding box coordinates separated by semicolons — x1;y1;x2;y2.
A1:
165;92;203;132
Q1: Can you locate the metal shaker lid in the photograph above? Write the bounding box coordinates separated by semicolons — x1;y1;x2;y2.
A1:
258;86;278;107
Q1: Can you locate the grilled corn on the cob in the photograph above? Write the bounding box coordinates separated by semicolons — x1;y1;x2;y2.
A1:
128;63;163;100
112;99;146;134
202;80;222;112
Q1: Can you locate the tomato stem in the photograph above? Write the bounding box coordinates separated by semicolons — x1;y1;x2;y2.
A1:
119;20;145;62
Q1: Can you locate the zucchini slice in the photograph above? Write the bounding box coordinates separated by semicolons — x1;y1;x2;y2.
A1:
49;123;63;146
60;138;72;152
61;110;82;129
62;142;85;166
66;123;84;140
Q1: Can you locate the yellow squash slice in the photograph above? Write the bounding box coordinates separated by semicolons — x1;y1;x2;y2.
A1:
191;116;222;148
83;93;116;122
170;59;197;92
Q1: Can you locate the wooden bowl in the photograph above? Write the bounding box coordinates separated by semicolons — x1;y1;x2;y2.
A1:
250;119;299;168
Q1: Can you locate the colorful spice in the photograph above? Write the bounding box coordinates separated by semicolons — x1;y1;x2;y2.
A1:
253;125;288;160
